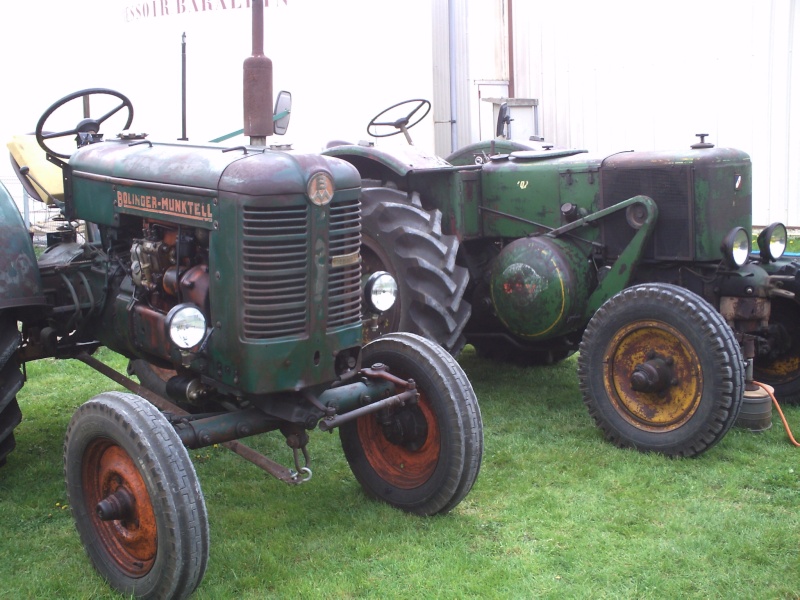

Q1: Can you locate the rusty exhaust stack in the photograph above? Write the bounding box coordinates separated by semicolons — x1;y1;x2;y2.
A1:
243;0;273;146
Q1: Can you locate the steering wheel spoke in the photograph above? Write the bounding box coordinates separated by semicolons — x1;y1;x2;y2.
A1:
367;99;431;141
36;88;134;160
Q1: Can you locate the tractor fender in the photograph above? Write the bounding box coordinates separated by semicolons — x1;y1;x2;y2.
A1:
0;182;45;309
323;143;450;181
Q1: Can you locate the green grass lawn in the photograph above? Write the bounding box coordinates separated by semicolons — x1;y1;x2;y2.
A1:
1;347;798;599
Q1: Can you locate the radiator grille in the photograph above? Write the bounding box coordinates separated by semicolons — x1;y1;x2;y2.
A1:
241;204;309;339
239;196;361;340
327;197;362;330
601;167;693;260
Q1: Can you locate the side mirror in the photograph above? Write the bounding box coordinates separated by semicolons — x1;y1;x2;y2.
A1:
273;91;292;136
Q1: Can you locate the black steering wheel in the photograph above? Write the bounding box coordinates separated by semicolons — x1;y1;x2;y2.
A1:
367;99;431;144
35;88;134;160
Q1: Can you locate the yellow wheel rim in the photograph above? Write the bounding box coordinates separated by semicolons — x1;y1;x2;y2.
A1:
604;320;703;431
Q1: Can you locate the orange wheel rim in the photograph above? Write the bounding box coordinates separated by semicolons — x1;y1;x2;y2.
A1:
604;320;703;431
82;438;157;577
357;392;441;489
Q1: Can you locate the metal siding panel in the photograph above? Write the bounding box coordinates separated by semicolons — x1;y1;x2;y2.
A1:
510;0;797;226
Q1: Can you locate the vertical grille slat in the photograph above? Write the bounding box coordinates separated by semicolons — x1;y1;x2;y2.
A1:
600;167;693;260
241;204;309;339
239;195;361;340
328;198;362;329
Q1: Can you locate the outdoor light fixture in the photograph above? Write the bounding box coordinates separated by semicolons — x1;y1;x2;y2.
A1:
757;222;787;263
166;304;207;350
364;271;398;313
721;227;751;268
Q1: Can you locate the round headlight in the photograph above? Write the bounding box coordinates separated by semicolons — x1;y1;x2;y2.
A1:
757;222;787;262
166;304;207;350
364;271;398;313
721;227;751;268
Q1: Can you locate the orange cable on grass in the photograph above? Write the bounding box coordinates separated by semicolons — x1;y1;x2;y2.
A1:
753;380;800;447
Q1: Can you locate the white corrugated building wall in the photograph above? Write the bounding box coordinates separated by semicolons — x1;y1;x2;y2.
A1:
432;0;799;227
2;1;797;228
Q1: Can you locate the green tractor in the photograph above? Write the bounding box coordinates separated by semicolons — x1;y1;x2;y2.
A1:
324;98;800;458
1;87;483;598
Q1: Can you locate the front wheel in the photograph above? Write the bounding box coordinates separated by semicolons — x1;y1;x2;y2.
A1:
340;332;483;515
577;283;744;457
64;392;209;599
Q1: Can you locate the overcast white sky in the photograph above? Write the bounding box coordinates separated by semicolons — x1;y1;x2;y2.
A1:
1;0;434;174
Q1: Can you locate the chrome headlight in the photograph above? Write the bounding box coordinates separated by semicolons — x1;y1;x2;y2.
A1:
364;271;398;313
166;304;207;350
757;222;787;262
721;227;751;268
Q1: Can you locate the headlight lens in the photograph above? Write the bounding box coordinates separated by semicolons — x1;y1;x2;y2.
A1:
722;227;751;268
364;271;398;313
757;222;787;262
166;304;207;350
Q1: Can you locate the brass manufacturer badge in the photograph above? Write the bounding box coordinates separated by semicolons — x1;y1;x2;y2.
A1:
307;171;334;206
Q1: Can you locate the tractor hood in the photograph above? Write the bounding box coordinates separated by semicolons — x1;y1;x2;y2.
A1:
67;139;361;226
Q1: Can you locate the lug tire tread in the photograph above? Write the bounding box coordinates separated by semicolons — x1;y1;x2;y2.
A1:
362;187;471;355
577;283;744;457
0;317;22;467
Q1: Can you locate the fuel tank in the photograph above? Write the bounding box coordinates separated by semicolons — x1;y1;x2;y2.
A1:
490;235;595;340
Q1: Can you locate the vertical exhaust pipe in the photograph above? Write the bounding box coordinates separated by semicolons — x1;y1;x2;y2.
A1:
243;0;274;146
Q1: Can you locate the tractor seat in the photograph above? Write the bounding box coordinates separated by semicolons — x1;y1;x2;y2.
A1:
7;134;64;205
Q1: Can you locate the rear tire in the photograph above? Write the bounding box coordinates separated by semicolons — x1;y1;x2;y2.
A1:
64;392;209;599
360;187;471;355
0;316;23;467
340;332;482;515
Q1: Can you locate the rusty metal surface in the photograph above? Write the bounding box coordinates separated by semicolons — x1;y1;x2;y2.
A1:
82;437;157;576
604;320;703;431
175;408;281;449
318;389;418;432
242;0;273;140
75;353;301;484
719;296;771;324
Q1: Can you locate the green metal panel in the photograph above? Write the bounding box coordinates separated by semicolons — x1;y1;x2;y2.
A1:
479;152;601;239
204;152;362;396
600;147;752;262
0;182;45;309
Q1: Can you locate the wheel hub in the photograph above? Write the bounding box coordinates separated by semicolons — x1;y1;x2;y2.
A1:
96;487;135;522
605;320;703;431
378;404;429;451
630;353;677;394
82;439;157;576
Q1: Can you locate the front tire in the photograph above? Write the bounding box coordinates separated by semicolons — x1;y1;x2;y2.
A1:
0;316;23;467
64;392;209;599
341;332;483;515
361;187;471;355
577;283;744;457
